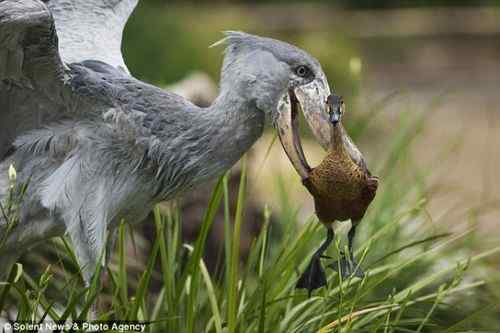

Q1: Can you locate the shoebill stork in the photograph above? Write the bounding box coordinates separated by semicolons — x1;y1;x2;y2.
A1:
0;0;348;285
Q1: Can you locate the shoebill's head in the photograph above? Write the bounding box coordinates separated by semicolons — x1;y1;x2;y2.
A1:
213;31;336;179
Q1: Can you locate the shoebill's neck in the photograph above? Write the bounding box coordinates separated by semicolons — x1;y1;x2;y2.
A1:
198;85;265;179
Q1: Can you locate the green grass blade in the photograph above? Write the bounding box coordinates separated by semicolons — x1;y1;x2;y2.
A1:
227;157;248;333
182;177;224;332
129;231;160;320
199;257;223;333
0;263;23;314
118;221;129;309
223;173;232;287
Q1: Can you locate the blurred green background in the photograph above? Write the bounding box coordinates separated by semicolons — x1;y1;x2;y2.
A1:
138;0;500;8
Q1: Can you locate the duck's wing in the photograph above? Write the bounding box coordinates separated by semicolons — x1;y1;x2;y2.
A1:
47;0;138;73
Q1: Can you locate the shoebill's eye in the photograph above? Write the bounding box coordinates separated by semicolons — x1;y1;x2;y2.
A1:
295;65;311;78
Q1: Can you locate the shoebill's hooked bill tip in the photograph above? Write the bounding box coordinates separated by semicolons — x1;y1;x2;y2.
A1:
274;76;333;179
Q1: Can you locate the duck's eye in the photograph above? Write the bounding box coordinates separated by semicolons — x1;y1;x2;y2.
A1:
295;65;310;78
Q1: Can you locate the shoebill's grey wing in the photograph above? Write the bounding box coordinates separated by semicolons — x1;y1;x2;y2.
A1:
47;0;139;73
0;0;68;159
0;0;66;86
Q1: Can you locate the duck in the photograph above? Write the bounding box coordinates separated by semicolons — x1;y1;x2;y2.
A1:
296;94;379;294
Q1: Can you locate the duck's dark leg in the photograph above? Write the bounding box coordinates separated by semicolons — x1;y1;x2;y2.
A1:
329;223;365;279
296;227;334;296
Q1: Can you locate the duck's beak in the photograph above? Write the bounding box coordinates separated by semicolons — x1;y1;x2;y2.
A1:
328;95;343;126
274;76;333;179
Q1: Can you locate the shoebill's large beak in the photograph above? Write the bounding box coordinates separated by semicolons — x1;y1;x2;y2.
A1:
294;74;333;150
274;76;333;179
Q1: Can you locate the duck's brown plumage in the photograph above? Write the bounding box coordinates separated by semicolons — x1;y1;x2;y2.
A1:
303;123;378;224
295;95;379;294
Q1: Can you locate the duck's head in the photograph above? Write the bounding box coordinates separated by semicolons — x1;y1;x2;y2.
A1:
327;94;345;126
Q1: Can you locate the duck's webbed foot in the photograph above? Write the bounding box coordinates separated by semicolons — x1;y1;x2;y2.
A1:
296;256;327;295
296;227;334;296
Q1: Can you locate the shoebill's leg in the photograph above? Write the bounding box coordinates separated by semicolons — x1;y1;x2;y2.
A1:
347;223;357;257
329;222;365;279
296;226;334;295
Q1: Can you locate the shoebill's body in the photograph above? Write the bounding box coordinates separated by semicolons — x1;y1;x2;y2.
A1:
0;0;338;285
295;95;379;294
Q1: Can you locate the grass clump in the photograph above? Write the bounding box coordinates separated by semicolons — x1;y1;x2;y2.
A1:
0;96;499;332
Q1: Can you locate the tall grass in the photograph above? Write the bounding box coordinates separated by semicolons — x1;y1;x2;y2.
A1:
1;96;499;332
